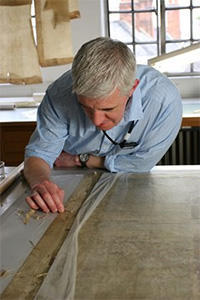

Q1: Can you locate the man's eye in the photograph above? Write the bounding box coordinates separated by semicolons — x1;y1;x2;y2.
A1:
103;108;114;112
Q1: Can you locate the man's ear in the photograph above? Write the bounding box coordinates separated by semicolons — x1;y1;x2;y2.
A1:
129;79;140;97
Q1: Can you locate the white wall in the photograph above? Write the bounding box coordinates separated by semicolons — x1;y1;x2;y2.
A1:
171;77;200;99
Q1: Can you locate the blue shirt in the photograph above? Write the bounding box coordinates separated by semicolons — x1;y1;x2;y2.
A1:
25;65;182;172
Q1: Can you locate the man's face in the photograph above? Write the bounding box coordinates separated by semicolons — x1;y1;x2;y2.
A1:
78;82;138;131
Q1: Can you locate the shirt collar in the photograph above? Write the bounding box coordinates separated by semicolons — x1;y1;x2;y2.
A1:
123;84;144;122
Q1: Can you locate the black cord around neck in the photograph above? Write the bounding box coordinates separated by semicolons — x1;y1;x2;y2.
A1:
103;121;138;149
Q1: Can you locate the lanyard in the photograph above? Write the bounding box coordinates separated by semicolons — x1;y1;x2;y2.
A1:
103;120;138;149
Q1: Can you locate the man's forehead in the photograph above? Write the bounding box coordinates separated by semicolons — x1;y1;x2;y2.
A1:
78;89;126;109
78;98;119;111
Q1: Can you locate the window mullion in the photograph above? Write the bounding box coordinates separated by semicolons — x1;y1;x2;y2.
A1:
156;0;160;56
190;0;194;72
160;0;166;54
105;0;110;37
131;0;135;53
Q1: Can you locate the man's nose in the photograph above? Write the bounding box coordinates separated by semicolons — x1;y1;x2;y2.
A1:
90;110;105;127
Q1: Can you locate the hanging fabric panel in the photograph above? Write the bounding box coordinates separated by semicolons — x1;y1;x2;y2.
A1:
68;0;80;19
0;4;42;84
35;0;74;67
43;0;80;22
43;0;70;25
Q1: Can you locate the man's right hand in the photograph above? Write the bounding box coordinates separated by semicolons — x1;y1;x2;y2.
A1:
24;157;65;213
25;179;64;213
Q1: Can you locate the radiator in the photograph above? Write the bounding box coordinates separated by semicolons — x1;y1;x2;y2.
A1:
158;127;200;165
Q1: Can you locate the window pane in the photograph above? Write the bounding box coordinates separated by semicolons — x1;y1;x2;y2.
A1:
193;0;200;6
119;0;132;11
165;0;190;7
128;44;134;53
165;42;191;72
31;17;37;44
166;41;190;53
135;12;157;42
108;0;132;11
108;0;120;11
193;61;200;72
135;44;157;64
193;8;200;39
166;9;190;40
31;2;35;15
134;0;157;10
109;13;132;43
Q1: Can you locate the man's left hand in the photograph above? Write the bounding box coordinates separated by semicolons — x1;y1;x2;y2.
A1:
54;152;81;167
54;152;105;169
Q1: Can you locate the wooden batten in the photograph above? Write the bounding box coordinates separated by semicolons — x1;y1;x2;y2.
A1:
0;0;32;5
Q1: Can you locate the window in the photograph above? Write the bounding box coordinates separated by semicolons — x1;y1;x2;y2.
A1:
31;2;37;44
106;0;200;75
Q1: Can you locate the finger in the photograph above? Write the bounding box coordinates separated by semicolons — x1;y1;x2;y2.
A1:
51;194;64;213
44;183;65;213
56;188;65;212
58;188;65;203
34;184;61;213
30;190;52;213
25;196;39;210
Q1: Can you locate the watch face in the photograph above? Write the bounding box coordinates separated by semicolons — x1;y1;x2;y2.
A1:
79;153;89;163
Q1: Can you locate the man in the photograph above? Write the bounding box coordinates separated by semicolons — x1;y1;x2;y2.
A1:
24;37;182;213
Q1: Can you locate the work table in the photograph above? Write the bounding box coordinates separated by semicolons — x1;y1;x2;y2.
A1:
0;166;200;300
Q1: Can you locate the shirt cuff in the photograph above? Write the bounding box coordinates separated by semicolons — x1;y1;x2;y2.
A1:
104;155;116;172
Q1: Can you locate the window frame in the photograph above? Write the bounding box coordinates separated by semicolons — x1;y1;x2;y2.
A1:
106;0;200;77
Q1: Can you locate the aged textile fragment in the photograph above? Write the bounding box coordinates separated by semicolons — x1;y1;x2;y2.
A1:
68;0;80;19
0;4;42;84
0;0;80;83
35;0;77;67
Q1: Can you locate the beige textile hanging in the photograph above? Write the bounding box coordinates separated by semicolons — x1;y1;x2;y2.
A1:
0;0;31;5
44;0;69;27
43;0;80;23
35;0;74;67
0;4;42;84
44;0;70;25
68;0;80;19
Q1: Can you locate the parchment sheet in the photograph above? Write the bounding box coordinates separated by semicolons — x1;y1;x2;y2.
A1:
35;172;200;300
0;174;84;294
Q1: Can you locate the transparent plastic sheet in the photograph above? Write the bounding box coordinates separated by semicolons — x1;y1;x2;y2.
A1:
35;171;200;300
34;173;119;300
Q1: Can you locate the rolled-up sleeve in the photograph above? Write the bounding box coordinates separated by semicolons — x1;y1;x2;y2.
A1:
25;91;69;167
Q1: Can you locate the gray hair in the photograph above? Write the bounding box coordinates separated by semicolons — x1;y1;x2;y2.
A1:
72;37;136;98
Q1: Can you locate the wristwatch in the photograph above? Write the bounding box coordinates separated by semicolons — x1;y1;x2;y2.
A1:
79;153;90;167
